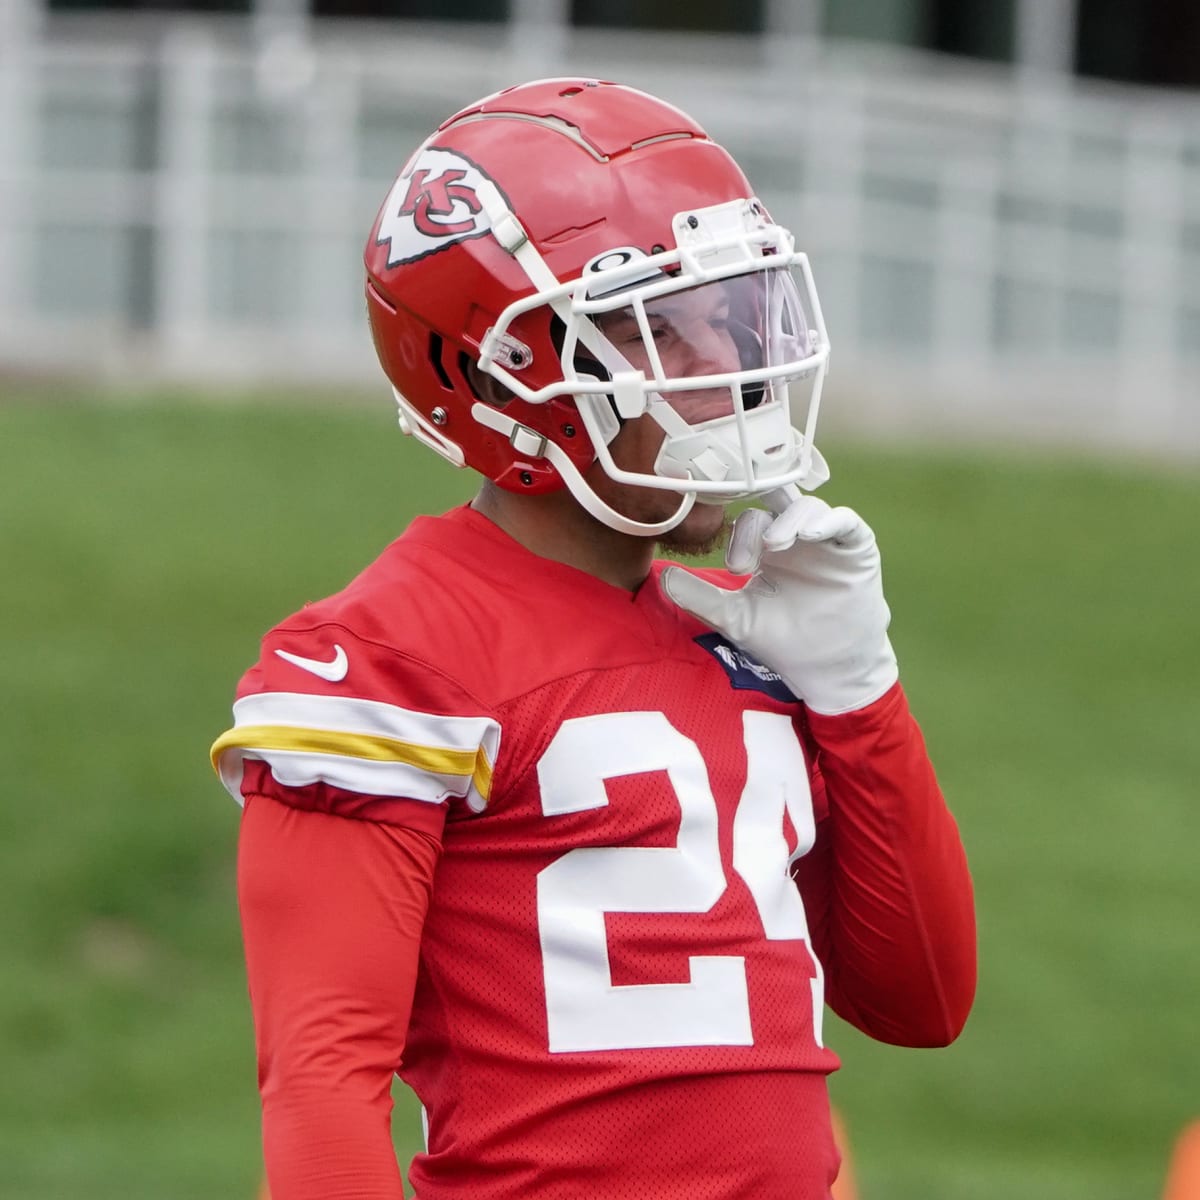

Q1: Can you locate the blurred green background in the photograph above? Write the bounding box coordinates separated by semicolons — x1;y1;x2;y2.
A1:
1;386;1197;1199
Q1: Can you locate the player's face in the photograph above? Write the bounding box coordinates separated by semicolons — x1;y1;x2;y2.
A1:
597;282;743;423
585;284;743;553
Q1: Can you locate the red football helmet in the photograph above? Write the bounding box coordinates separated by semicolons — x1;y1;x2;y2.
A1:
364;77;830;536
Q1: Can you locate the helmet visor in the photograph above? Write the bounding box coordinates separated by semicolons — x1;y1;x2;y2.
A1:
571;265;827;494
584;268;820;418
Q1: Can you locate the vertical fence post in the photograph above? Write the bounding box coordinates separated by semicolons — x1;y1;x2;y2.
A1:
1014;0;1079;78
762;0;821;71
799;74;867;365
1119;113;1184;447
0;0;43;352
932;157;998;387
509;0;569;76
302;50;362;365
154;24;216;374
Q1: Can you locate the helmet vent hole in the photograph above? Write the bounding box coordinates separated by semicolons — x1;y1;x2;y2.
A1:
559;86;584;97
428;333;454;391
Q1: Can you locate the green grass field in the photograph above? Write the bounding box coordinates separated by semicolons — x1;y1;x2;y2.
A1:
1;386;1197;1199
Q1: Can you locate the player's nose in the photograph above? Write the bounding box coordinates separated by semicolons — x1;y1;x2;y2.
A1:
686;322;740;376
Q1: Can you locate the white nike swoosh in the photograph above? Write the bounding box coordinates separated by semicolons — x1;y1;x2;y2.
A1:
274;644;349;682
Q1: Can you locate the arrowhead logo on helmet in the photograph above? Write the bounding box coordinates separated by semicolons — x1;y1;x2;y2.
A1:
375;147;500;267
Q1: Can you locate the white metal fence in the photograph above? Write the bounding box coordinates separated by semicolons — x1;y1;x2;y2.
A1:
1;13;1198;457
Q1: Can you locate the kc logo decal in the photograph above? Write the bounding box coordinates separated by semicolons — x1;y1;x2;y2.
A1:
376;147;498;267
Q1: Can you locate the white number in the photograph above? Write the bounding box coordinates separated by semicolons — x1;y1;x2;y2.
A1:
734;711;825;1049
535;710;822;1053
536;712;750;1051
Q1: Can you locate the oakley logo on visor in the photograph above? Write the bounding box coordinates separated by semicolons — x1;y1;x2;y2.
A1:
583;246;666;298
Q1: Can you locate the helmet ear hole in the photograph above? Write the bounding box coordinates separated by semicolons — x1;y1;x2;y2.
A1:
462;355;514;408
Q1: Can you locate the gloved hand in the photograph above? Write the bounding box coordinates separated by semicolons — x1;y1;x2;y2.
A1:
661;488;899;715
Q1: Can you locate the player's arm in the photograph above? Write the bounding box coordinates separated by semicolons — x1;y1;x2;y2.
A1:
238;792;441;1200
793;684;975;1046
212;623;498;1197
662;490;976;1045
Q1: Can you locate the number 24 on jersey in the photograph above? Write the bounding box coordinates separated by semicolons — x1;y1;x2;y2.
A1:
535;710;824;1054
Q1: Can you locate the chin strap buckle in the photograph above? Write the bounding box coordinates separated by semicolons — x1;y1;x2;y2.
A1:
509;423;547;458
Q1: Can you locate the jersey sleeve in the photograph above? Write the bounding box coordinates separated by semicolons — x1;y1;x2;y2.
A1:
239;792;439;1199
210;622;501;836
792;682;977;1047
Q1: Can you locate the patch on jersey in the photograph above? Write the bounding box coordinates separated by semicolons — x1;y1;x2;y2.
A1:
375;146;500;267
695;633;797;703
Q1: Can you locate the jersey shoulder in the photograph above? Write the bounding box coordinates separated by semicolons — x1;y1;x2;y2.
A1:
211;509;510;824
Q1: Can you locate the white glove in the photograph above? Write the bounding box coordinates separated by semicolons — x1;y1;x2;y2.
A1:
661;489;899;715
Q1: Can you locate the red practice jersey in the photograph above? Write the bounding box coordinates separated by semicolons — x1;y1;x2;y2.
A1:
213;504;975;1200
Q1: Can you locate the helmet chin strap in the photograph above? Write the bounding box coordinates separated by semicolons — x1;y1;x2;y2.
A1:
540;438;698;537
469;401;697;537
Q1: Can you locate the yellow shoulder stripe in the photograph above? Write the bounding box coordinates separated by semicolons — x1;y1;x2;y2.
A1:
209;723;494;800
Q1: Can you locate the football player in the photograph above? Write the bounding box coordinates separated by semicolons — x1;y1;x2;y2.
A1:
212;77;976;1200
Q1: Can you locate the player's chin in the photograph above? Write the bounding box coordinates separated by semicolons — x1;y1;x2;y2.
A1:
657;499;731;558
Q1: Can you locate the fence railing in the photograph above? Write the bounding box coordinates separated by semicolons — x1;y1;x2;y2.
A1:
1;15;1197;457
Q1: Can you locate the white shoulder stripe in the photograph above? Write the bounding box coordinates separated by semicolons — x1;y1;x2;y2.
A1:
212;691;500;813
232;691;497;751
